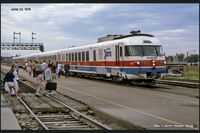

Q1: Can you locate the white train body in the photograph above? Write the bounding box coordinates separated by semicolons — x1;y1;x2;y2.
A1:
13;34;168;81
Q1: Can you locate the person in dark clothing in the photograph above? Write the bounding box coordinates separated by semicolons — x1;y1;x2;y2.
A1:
64;63;70;78
4;67;21;99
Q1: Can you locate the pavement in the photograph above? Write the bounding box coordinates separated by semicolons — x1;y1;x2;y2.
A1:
1;94;21;130
1;65;199;130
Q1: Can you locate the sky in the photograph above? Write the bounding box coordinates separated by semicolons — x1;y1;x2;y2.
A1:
1;4;199;57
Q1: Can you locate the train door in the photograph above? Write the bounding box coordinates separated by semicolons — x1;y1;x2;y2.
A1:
115;43;124;67
112;43;124;77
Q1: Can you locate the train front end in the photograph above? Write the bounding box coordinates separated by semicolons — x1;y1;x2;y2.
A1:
123;35;168;84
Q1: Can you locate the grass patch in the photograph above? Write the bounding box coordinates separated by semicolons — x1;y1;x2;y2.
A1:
183;71;199;80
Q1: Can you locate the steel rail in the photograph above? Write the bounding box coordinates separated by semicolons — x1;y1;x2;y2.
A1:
156;79;199;88
44;93;112;130
19;98;49;130
2;70;111;130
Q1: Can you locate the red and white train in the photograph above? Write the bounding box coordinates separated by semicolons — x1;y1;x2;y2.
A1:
13;32;168;84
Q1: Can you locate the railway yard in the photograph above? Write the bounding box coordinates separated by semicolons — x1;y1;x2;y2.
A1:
1;65;199;130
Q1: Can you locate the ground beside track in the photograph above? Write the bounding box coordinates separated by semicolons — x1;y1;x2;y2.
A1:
1;65;199;130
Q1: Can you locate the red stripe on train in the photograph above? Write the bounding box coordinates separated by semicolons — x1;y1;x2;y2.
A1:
17;60;166;67
68;60;165;67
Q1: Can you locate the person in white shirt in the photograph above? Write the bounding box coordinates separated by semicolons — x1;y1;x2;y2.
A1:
25;62;29;72
42;61;47;71
56;62;62;78
44;66;52;82
11;69;20;96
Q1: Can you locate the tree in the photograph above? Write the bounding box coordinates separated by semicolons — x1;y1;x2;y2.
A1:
177;53;184;62
166;56;174;62
185;54;199;63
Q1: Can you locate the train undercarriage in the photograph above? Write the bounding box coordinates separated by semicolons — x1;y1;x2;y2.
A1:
67;71;159;86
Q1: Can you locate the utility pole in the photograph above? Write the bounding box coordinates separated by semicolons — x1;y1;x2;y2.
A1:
13;32;18;44
32;32;36;44
13;32;20;43
19;32;21;43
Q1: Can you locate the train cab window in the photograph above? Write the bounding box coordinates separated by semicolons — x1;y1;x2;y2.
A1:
78;52;81;62
125;46;143;56
82;51;85;61
66;53;69;62
125;45;164;56
69;53;71;62
93;50;96;61
155;46;164;56
143;46;157;56
143;45;164;56
86;51;89;61
72;53;74;62
75;52;78;62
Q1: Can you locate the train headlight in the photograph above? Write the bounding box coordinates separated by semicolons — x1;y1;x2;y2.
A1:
163;61;166;65
152;60;155;63
153;63;156;66
136;61;140;65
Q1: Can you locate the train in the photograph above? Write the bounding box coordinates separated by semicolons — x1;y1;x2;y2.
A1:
13;31;168;84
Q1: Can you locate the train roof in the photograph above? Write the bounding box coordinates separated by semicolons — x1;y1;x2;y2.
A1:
61;35;160;52
13;34;161;58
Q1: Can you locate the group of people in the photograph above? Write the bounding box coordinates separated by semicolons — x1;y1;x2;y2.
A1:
24;60;70;79
23;60;70;96
3;60;70;98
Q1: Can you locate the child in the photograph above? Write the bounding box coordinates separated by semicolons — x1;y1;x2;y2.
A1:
35;71;44;96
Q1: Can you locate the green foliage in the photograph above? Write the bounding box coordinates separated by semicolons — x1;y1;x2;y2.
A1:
176;53;185;62
183;71;199;80
185;54;199;63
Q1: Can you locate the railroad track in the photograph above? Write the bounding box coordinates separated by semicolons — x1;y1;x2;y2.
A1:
155;79;199;88
78;75;199;89
1;70;111;130
1;67;198;130
19;94;111;130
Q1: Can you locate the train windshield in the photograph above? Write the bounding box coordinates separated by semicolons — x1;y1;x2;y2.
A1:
125;45;164;56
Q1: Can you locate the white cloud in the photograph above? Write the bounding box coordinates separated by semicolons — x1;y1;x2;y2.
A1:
1;4;199;57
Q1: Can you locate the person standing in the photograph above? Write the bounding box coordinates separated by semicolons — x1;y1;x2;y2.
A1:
32;60;36;77
4;67;21;99
25;62;29;72
64;63;70;78
12;61;19;74
35;71;44;96
42;60;47;79
28;60;32;76
44;66;52;82
11;67;20;96
44;65;54;93
35;61;42;77
48;60;53;72
52;62;57;80
56;62;62;78
42;61;47;71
